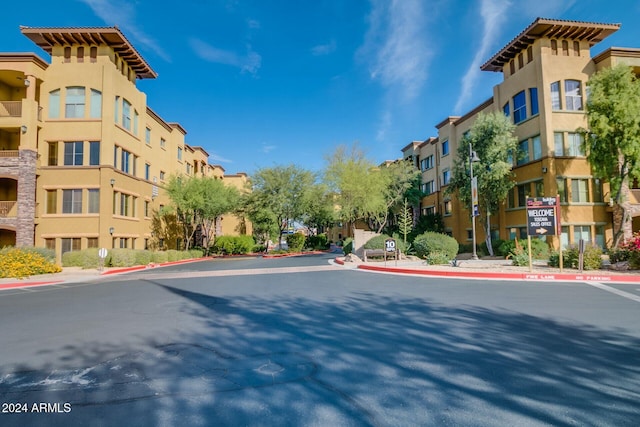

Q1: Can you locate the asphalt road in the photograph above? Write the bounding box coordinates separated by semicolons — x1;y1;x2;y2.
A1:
1;253;639;426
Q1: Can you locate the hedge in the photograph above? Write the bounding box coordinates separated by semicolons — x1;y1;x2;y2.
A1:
413;232;459;262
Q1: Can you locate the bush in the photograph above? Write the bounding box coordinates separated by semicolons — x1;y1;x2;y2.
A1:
0;247;61;278
457;242;489;257
62;250;84;267
425;251;450;265
507;240;530;267
134;250;153;266
212;235;255;255
166;250;180;262
413;232;458;261
21;246;56;263
306;233;329;250
616;233;640;269
109;248;137;267
286;233;306;252
548;245;603;270
189;249;204;259
152;251;168;264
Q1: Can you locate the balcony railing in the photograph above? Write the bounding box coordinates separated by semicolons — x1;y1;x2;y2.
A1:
0;201;16;217
0;101;22;117
0;150;19;158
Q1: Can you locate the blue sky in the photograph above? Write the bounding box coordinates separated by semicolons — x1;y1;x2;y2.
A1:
2;0;640;174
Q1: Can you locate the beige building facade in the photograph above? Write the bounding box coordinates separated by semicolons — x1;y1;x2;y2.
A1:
403;18;640;250
0;27;249;261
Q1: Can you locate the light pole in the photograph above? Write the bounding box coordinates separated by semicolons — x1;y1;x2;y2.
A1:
469;143;480;260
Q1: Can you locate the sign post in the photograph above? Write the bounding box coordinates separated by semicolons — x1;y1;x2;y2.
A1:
98;247;108;272
526;197;559;273
384;238;397;267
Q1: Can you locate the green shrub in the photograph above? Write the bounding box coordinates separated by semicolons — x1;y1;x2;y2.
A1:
343;238;353;255
80;248;104;269
189;249;204;259
135;250;153;266
166;250;180;262
152;251;168;263
413;232;458;261
496;240;515;258
21;246;56;263
109;248;137;267
61;250;84;267
286;233;306;252
507;240;530;266
306;233;329;250
458;242;489;257
213;235;255;255
425;251;450;265
363;234;407;254
608;247;631;264
547;245;603;270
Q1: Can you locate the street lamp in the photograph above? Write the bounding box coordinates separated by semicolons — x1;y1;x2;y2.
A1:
469;143;481;260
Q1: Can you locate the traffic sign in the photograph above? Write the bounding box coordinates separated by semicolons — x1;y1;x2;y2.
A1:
98;247;108;259
385;238;396;252
526;197;558;236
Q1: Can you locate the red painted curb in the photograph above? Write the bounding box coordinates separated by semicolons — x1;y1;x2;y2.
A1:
356;263;640;284
101;257;209;275
263;251;327;259
0;280;64;290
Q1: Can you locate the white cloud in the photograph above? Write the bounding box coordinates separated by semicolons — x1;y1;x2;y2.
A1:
454;0;511;113
261;143;276;153
189;38;262;75
358;0;433;102
311;40;336;56
209;153;233;164
78;0;171;62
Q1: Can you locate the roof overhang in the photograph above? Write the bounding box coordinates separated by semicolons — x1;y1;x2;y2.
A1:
20;26;157;79
481;18;621;72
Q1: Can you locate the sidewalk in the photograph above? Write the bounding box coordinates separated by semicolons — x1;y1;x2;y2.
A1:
334;256;640;284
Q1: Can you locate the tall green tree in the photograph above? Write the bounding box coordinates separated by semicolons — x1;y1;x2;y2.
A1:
244;165;315;249
301;183;335;235
372;160;422;233
582;64;640;247
165;175;240;251
323;144;387;249
447;111;518;255
397;199;413;245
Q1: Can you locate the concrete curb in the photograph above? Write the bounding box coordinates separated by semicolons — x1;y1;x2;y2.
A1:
334;257;640;284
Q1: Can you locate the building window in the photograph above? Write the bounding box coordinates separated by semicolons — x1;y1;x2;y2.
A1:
90;89;102;118
160;138;166;148
442;140;449;156
178;147;183;161
77;46;84;62
571;179;590;203
557;178;568;203
114;96;120;124
145;163;151;180
503;101;510;117
133;109;139;135
517;53;524;69
529;88;539;116
121;149;131;174
65;86;85;118
532;135;542;160
145;127;151;145
64;141;84;166
513;91;527;124
64;46;71;62
562;40;569;56
119;238;128;249
595;225;605;248
46;190;57;214
551;81;561;110
507;188;515;209
48;141;58;166
88;189;100;213
61;238;81;255
593;178;603;203
534;180;544;197
442;169;451;185
144;200;150;217
567;132;584;156
573;225;592;245
527;46;533;63
45;238;56;250
186;163;191;174
120;193;130;216
551;39;558;55
62;189;83;214
160;170;166;181
444;200;452;215
122;99;132;130
87;237;99;248
89;141;100;165
517;183;528;207
509;60;515;75
49;89;60;118
423;180;434;195
565;80;583;111
573;41;580;56
517;140;529;166
554;132;565;156
90;46;97;62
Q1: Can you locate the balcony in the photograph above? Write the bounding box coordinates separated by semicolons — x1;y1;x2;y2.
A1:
0;101;22;117
0;201;16;218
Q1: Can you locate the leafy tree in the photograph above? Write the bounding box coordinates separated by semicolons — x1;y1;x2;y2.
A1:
582;64;640;247
371;160;422;232
165;175;240;251
323;144;387;249
301;183;335;235
244;165;315;249
446;111;518;255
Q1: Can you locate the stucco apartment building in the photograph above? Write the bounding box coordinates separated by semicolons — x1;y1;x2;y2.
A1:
0;26;249;261
403;18;640;250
